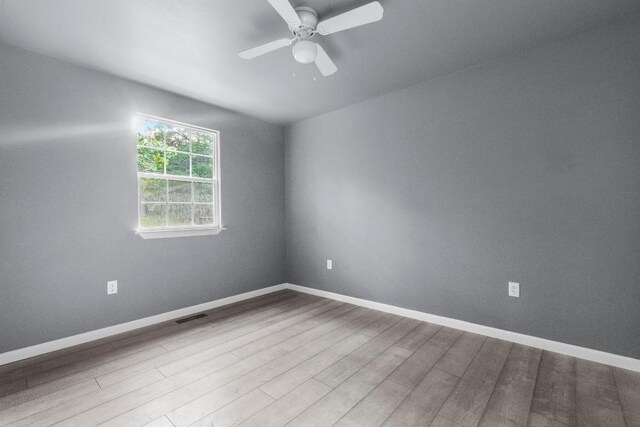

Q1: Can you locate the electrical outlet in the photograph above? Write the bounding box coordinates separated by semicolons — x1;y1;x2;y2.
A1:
326;259;333;270
107;280;118;295
508;282;520;298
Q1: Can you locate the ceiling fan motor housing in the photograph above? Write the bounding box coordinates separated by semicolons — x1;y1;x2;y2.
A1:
290;6;318;35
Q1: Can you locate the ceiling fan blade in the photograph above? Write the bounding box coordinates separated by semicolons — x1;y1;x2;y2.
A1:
266;0;301;26
315;44;337;76
317;1;383;35
238;38;292;59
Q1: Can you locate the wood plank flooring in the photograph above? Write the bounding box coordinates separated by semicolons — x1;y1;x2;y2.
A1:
0;290;638;426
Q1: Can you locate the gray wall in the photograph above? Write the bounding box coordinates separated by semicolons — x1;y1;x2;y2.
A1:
0;43;286;353
285;18;640;358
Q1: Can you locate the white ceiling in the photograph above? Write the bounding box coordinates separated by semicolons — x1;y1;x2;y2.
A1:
0;0;637;124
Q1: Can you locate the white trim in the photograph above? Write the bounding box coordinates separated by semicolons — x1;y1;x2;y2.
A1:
135;113;220;134
138;172;215;184
284;284;640;373
136;227;226;239
2;282;638;372
0;283;287;366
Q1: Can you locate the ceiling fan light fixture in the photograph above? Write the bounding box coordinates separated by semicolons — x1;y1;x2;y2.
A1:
293;39;317;64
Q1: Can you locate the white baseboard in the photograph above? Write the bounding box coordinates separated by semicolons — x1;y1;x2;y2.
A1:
284;283;640;373
0;283;288;366
2;282;638;373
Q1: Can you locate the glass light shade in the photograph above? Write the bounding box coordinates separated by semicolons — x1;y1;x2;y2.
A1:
293;40;317;64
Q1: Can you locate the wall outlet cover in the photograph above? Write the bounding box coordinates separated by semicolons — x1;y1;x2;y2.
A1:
327;259;333;270
508;282;520;298
107;280;118;295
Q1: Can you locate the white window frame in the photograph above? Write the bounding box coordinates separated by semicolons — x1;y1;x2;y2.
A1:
134;113;223;239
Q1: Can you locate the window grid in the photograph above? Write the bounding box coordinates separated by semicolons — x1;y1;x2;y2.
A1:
136;114;219;231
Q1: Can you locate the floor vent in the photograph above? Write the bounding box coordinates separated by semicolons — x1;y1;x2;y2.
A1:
175;313;207;324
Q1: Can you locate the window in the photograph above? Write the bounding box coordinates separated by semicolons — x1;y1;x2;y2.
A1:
134;114;222;238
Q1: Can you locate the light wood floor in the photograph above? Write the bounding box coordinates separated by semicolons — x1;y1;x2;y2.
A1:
1;290;639;427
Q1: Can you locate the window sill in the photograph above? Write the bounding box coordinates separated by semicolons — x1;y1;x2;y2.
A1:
136;227;225;239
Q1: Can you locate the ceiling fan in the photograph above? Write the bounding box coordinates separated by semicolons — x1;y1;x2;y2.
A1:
238;0;384;77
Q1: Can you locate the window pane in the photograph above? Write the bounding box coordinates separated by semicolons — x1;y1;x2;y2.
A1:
168;180;191;202
168;203;192;226
192;155;213;178
194;204;214;225
136;118;167;149
192;132;214;156
166;127;190;152
137;147;165;173
141;203;166;227
193;182;213;203
140;178;166;202
166;152;190;176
